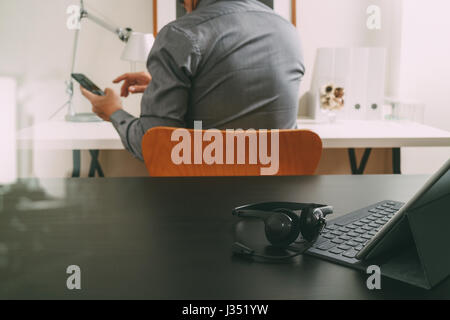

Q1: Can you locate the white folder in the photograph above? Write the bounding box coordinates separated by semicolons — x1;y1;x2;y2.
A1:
309;47;386;121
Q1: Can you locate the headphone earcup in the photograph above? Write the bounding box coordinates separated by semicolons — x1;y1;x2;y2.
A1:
299;208;324;243
264;209;301;247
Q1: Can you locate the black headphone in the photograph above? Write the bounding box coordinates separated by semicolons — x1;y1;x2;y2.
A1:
232;202;333;261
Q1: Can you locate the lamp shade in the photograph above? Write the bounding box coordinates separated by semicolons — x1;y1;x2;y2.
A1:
121;32;154;63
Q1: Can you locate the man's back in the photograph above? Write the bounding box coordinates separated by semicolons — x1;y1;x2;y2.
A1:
173;0;305;129
111;0;305;159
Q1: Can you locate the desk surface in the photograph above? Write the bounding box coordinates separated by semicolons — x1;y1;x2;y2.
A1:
17;119;450;150
1;175;449;299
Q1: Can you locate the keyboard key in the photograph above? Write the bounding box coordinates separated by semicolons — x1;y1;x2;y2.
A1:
317;242;337;251
354;228;366;234
376;206;385;210
326;225;339;230
329;248;344;255
362;226;373;231
376;219;386;225
369;230;378;236
368;209;378;213
353;221;364;227
368;222;379;228
366;216;377;221
346;241;359;247
360;219;371;224
338;244;351;251
385;208;395;213
346;224;357;229
347;231;359;237
323;233;335;239
315;237;329;246
372;213;383;218
382;217;390;222
387;201;395;205
333;223;346;227
392;203;404;210
354;237;367;244
379;211;390;216
355;245;364;251
331;238;345;244
362;234;373;240
343;249;358;258
331;230;343;236
340;235;352;241
338;227;350;233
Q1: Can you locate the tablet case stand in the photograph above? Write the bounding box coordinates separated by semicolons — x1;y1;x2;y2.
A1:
364;170;450;290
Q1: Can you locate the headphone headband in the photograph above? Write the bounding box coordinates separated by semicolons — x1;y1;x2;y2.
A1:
233;202;330;216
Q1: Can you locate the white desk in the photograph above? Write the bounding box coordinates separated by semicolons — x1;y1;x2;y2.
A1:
17;119;450;176
297;120;450;148
17;121;123;151
298;120;450;174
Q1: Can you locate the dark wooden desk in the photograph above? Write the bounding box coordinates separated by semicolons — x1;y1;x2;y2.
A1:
0;175;449;299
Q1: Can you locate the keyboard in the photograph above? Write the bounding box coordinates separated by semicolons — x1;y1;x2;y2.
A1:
309;201;404;262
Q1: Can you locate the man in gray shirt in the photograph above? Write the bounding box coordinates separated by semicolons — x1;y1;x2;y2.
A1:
81;0;305;160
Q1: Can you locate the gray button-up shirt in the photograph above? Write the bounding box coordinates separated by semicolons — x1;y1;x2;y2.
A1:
111;0;305;160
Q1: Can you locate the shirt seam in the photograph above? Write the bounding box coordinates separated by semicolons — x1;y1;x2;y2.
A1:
168;25;202;57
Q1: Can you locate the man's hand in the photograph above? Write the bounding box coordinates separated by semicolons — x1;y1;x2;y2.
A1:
80;87;123;122
113;71;152;97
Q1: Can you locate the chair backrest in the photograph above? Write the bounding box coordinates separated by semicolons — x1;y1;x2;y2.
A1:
142;127;322;177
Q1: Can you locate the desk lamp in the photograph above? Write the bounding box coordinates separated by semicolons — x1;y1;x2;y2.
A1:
121;32;154;72
60;0;154;122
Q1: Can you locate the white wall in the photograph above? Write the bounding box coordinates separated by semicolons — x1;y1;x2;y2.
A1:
0;0;153;177
0;78;17;184
297;0;403;112
397;0;450;173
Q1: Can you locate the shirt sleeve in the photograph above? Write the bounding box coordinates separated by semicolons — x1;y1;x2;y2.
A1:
110;25;202;161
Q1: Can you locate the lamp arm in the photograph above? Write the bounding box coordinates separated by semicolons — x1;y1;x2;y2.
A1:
80;7;133;42
65;27;81;117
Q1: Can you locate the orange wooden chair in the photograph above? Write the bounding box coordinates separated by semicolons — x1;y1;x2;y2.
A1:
142;127;322;177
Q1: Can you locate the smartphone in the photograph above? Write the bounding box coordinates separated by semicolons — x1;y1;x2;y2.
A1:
71;73;105;96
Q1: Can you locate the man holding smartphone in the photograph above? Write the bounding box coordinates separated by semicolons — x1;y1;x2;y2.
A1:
81;0;304;161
